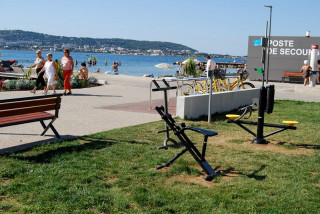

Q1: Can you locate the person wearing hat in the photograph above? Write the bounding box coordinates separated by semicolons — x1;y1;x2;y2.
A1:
300;60;312;86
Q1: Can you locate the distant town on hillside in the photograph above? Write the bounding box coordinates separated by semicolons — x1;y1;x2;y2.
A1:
0;30;245;59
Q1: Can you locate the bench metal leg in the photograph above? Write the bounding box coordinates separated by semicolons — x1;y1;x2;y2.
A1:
40;119;61;139
49;124;61;139
40;120;46;129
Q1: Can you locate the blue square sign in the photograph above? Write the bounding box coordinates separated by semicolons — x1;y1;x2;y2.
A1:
254;39;262;46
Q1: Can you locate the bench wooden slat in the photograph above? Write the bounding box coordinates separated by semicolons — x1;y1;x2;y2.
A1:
0;97;60;111
0;112;54;126
283;72;303;77
0;104;58;118
0;112;53;124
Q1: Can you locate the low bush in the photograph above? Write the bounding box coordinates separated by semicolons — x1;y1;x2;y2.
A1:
88;76;98;86
70;75;87;89
15;79;35;90
3;75;99;91
4;80;17;90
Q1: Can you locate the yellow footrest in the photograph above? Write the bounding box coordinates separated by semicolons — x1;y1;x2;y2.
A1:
226;114;240;120
283;121;299;126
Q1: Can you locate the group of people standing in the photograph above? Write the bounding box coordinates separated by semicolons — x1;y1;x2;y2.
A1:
30;48;74;95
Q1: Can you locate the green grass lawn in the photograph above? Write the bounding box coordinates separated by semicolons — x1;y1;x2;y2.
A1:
1;100;319;213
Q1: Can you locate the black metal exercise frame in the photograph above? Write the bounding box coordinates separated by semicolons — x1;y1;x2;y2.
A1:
152;79;179;149
155;106;218;181
227;85;296;144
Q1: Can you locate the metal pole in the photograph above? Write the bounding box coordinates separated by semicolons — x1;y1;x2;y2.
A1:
253;87;267;144
265;5;272;84
262;21;268;88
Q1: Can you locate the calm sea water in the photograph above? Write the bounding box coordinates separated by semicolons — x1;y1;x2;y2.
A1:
0;50;245;77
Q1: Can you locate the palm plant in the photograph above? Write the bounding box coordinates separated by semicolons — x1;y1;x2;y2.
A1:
183;58;198;77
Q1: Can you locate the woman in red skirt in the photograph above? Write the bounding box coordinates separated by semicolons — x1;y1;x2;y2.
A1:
61;48;74;95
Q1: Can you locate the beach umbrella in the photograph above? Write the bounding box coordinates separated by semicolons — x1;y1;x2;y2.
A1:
88;57;99;61
155;63;174;76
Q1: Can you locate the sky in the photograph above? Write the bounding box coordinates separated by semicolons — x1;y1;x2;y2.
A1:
1;0;319;56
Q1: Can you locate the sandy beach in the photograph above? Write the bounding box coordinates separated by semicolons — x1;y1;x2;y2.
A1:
1;73;320;153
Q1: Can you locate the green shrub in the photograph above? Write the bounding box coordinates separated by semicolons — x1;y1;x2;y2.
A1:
87;76;98;86
183;58;198;77
70;75;84;88
54;79;64;89
3;74;99;91
4;80;17;90
15;79;35;90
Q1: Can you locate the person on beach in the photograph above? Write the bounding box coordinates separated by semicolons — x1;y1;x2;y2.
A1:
78;62;88;80
30;50;47;94
61;48;74;95
242;61;247;72
38;53;57;94
300;60;312;86
75;59;78;67
205;55;217;78
112;62;118;74
105;59;107;66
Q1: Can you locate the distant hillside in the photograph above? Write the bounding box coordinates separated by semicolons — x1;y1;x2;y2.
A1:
0;30;197;56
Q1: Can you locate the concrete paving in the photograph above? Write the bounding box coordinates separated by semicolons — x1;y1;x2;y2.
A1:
0;74;319;153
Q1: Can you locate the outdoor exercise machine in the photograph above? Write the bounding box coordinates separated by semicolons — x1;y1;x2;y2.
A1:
155;105;218;181
226;84;298;144
152;79;179;149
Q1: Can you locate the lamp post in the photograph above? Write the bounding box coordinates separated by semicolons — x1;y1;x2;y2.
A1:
264;5;272;84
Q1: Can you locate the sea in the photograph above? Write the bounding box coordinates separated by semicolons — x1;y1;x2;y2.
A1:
0;50;245;77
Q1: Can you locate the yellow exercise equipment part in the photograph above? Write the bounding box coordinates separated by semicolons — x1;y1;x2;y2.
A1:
283;121;299;127
226;114;240;120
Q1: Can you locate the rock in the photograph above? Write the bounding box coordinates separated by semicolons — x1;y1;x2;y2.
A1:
98;79;107;85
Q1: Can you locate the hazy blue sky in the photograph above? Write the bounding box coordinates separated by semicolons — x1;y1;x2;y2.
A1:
1;0;319;56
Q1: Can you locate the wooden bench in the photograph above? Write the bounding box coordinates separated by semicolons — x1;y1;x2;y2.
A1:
0;94;62;138
282;72;303;83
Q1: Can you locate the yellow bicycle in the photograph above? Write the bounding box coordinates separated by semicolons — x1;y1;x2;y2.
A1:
219;70;255;91
182;78;225;95
182;70;254;95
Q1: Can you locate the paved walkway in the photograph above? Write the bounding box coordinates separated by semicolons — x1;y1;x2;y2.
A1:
0;74;319;153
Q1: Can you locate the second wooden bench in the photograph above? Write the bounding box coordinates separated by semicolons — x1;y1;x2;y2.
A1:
0;94;62;138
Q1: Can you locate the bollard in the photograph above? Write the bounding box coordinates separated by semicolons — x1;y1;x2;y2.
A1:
309;44;319;87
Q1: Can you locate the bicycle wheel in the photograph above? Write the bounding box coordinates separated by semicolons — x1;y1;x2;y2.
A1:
238;82;255;90
182;83;193;95
183;82;205;95
210;79;227;92
191;82;205;95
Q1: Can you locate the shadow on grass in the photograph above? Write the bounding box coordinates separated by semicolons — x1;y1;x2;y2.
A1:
187;109;243;122
277;142;320;150
11;137;117;164
215;165;267;181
